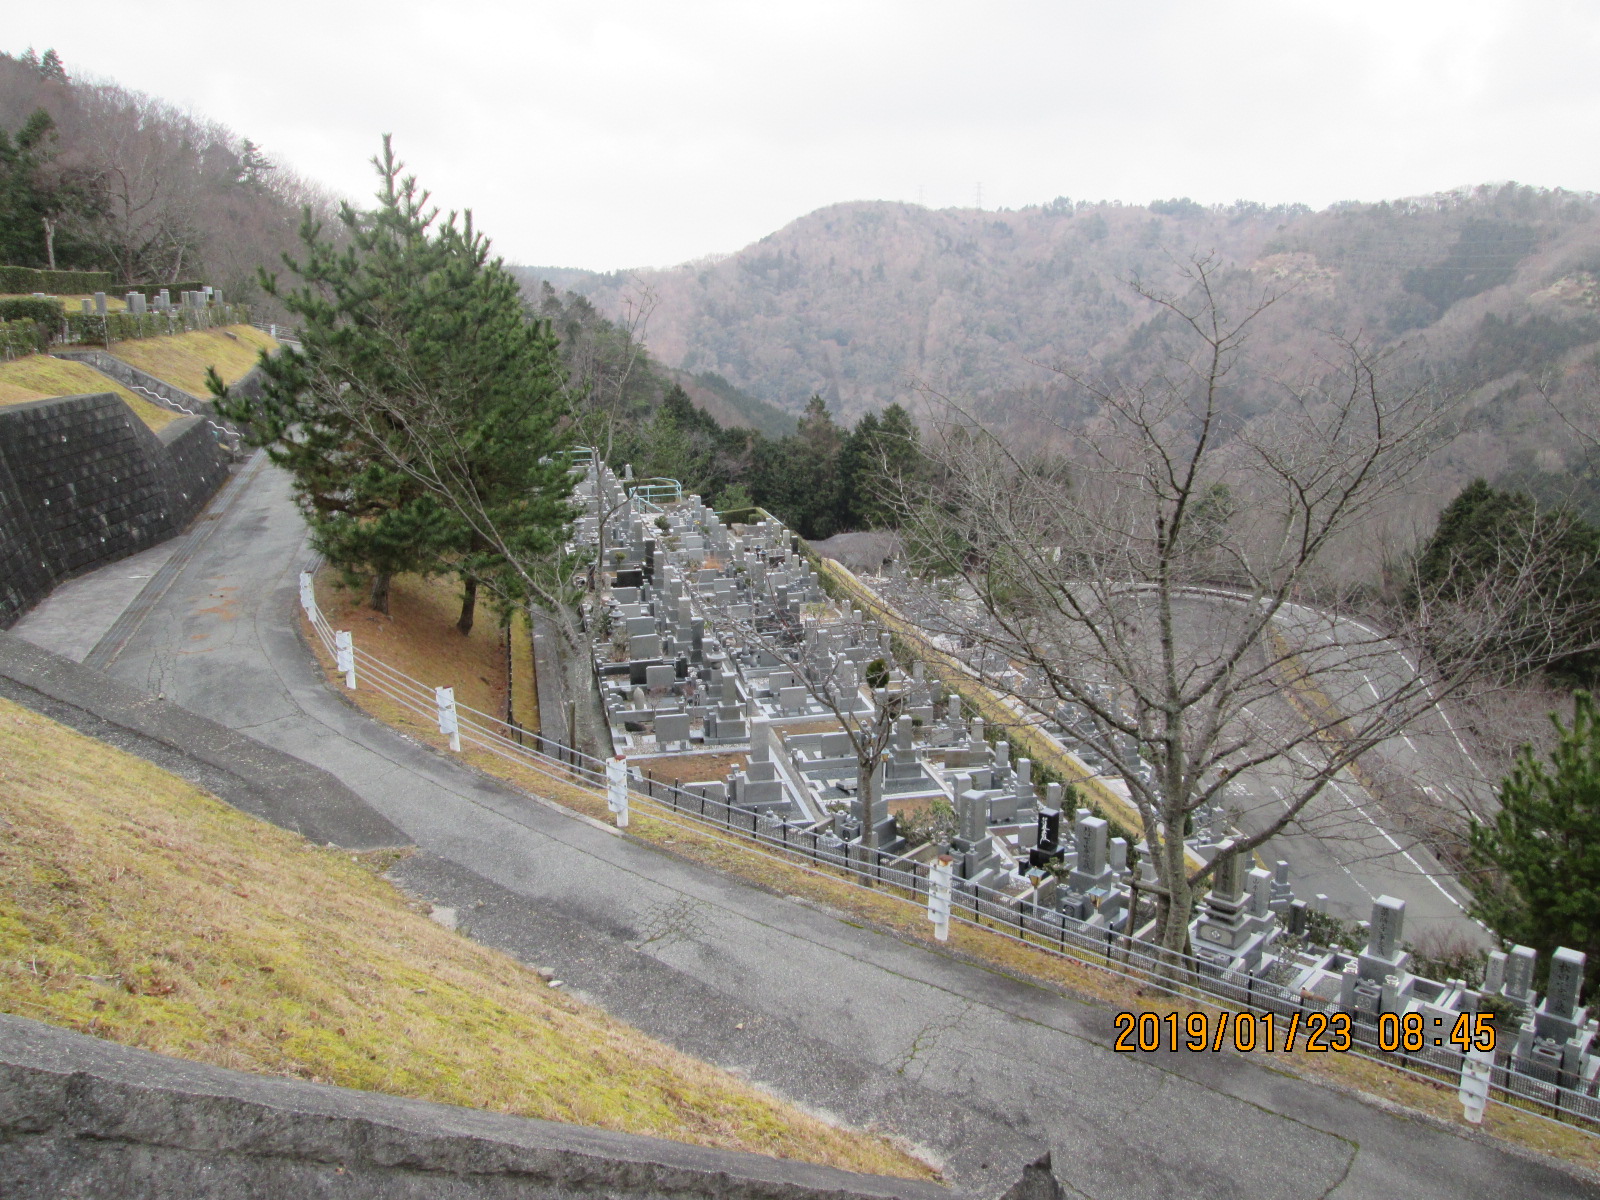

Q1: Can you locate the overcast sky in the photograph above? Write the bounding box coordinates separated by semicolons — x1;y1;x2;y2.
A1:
14;1;1600;271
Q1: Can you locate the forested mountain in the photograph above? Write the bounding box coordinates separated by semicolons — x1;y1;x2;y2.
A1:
532;283;923;540
13;45;1600;536
0;48;332;307
541;187;1600;519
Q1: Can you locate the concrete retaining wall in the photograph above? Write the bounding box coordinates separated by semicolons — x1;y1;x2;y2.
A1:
55;346;265;417
0;392;233;628
0;1013;966;1200
54;347;209;410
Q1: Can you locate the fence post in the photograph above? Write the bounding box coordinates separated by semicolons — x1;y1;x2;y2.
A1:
435;685;461;752
1458;1043;1494;1124
606;753;630;828
334;631;356;689
928;855;953;942
298;572;316;618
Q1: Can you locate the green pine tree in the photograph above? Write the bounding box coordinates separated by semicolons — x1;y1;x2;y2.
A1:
237;139;274;191
0;109;57;267
835;403;924;531
1412;479;1600;685
1469;692;1600;994
214;138;574;625
38;49;67;82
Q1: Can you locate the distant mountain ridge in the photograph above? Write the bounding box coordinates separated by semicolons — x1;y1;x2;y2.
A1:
537;185;1600;513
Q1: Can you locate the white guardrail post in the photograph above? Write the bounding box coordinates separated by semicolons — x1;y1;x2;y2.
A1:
298;572;315;617
928;853;953;942
334;630;356;689
1459;1042;1494;1124
435;686;461;752
606;753;630;828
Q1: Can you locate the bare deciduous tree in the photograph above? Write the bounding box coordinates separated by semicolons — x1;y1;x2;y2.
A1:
899;257;1600;960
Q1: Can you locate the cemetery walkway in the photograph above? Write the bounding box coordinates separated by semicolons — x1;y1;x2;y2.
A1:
13;458;1598;1200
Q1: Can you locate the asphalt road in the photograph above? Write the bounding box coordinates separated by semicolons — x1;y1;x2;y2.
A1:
1163;594;1486;948
11;459;1597;1199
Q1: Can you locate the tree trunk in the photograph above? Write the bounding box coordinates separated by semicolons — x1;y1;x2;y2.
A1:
457;574;478;635
859;761;879;850
42;217;55;270
368;570;392;614
1154;835;1196;983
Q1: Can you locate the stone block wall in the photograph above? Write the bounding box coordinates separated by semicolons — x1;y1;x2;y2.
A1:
155;410;233;529
0;449;51;622
0;392;233;628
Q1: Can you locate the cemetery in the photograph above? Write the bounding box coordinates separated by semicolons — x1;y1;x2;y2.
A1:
573;454;1600;1113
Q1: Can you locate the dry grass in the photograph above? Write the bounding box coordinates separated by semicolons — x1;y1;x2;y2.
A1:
509;611;539;736
108;325;277;398
304;567;1600;1176
0;696;931;1179
315;572;508;722
0;354;178;430
639;752;750;783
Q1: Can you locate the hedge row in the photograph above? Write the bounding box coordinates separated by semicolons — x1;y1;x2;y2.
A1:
0;265;115;294
0;296;64;323
0;317;49;360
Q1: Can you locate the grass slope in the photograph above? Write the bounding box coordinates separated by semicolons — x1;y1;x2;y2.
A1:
0;696;928;1179
0;355;177;430
108;324;276;397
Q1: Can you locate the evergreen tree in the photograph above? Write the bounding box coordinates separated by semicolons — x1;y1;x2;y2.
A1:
772;395;846;538
215;139;574;625
1469;692;1600;993
237;139;274;191
835;403;924;530
835;410;881;531
0;109;57;266
1412;479;1600;685
38;49;66;82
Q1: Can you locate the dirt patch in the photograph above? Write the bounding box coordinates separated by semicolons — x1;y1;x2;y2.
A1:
638;752;749;784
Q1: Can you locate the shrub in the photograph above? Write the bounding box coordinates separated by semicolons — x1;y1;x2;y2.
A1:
894;796;958;848
0;318;47;359
62;303;250;347
0;265;115;293
0;297;63;324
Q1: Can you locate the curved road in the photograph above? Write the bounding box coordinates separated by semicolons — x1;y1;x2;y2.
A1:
13;458;1596;1200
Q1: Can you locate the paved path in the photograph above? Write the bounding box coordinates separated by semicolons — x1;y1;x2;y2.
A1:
13;460;1598;1200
